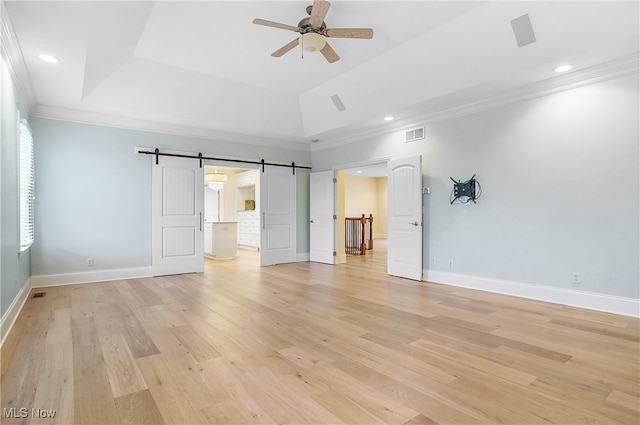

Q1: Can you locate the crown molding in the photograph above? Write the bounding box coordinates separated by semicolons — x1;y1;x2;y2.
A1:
0;1;36;110
312;53;640;152
30;104;312;152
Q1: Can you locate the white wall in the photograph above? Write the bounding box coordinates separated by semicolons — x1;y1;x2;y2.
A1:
204;187;220;222
375;178;388;238
222;174;238;222
345;175;377;217
345;175;388;238
29;118;311;277
313;73;639;300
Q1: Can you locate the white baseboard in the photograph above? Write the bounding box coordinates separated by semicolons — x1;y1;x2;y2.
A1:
1;278;31;348
424;270;639;318
297;253;310;262
30;267;153;288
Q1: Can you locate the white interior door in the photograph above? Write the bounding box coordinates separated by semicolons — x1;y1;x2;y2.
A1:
388;155;423;280
260;165;296;265
152;156;204;276
310;170;335;264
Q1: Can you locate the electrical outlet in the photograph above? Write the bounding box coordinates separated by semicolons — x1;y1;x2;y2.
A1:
87;257;94;267
448;259;454;269
431;257;436;266
572;272;581;285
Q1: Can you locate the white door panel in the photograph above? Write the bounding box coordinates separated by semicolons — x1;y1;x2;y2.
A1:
388;156;423;280
310;170;335;264
152;156;204;276
260;166;296;265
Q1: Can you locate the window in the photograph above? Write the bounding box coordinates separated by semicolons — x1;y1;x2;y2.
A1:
19;118;35;252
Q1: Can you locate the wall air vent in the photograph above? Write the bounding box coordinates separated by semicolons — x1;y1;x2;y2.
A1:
405;127;425;143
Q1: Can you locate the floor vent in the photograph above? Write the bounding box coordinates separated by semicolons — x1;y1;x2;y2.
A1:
33;292;46;298
405;127;425;143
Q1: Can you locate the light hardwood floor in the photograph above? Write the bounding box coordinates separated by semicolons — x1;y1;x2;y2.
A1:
2;242;639;424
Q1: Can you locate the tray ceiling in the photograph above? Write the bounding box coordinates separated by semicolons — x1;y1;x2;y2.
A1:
4;1;639;150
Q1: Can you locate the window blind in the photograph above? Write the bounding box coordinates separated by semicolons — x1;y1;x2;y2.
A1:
19;118;35;252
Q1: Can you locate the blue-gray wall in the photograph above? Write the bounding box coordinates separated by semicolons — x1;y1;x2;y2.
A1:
29;118;311;276
3;70;638;323
313;73;639;299
1;57;30;318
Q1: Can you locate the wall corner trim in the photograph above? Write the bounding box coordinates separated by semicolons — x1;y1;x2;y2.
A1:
423;270;639;318
30;267;153;288
0;277;32;348
0;2;37;110
297;253;310;262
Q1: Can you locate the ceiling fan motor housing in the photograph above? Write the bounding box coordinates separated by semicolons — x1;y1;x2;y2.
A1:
253;0;373;63
298;17;327;34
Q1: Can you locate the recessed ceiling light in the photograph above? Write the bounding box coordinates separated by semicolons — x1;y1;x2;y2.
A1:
357;170;362;174
384;116;394;121
39;54;60;64
554;64;572;73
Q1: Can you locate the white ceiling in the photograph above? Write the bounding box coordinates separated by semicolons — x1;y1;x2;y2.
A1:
4;1;639;151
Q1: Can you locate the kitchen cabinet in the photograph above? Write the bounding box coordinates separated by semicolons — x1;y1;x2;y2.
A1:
237;210;259;249
236;170;260;250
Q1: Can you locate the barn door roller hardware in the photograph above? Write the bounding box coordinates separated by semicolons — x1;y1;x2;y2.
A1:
139;148;312;173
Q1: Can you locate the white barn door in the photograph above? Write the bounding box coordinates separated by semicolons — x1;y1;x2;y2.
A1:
260;166;297;265
387;155;423;280
309;170;335;264
152;156;204;276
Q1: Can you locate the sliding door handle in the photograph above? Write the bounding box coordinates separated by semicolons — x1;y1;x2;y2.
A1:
262;212;265;229
200;212;203;231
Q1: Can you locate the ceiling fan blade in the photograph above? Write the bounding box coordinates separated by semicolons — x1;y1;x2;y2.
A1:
253;18;300;32
325;28;373;39
309;0;331;28
271;38;300;57
320;42;340;63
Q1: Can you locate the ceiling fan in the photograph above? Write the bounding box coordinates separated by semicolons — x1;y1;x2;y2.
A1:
252;0;373;63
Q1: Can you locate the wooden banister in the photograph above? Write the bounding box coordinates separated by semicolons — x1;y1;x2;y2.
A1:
345;214;374;256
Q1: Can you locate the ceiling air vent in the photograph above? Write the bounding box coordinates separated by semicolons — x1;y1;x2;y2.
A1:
405;127;425;143
511;14;536;47
330;94;346;112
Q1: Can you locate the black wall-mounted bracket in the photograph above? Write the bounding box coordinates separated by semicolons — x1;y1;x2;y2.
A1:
450;174;481;204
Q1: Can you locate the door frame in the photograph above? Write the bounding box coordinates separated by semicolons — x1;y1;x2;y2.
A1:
320;155;424;280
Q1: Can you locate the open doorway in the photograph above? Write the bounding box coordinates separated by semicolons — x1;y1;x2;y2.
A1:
150;149;301;276
203;164;259;264
338;162;388;267
203;161;298;267
310;155;422;280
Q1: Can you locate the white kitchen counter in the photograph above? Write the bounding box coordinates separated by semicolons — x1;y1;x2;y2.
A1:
204;222;238;259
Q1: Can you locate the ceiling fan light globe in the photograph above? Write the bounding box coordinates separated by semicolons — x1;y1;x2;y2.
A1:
299;32;326;52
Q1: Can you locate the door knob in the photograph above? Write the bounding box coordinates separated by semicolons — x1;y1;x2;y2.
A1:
410;221;419;226
310;220;315;223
